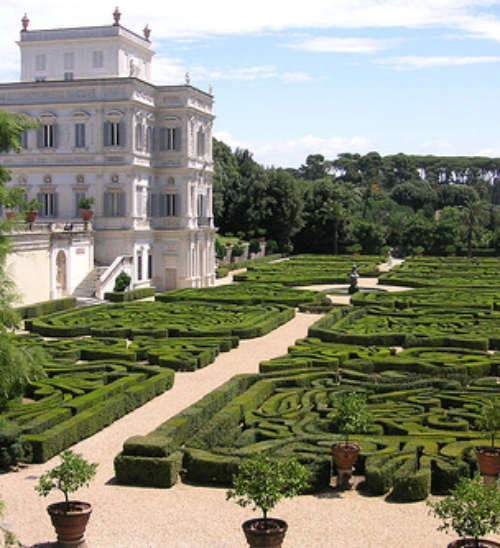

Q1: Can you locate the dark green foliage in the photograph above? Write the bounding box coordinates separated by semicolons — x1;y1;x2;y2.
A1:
113;271;131;292
428;474;500;543
391;458;431;502
27;301;294;340
16;298;76;320
114;451;183;488
105;288;155;302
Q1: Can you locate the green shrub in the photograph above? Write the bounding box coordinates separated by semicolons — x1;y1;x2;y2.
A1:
391;458;431;502
114;272;131;292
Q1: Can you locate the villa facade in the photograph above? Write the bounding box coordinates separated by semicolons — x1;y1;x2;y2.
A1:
0;10;216;304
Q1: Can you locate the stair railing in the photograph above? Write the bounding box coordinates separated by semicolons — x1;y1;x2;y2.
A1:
96;255;133;299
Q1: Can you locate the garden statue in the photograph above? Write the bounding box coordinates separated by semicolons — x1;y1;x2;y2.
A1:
348;265;359;294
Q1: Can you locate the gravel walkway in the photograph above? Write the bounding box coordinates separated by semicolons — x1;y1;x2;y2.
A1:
0;278;496;547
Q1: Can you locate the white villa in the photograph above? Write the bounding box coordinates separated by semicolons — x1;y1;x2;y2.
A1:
0;9;216;305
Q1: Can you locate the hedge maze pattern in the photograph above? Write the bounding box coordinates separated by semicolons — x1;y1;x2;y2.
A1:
1;292;308;467
232;254;383;285
26;301;294;339
114;256;500;502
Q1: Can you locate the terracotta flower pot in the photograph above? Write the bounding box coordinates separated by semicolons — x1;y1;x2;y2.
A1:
79;209;94;221
5;212;16;220
242;517;287;548
447;539;500;547
24;210;38;223
47;501;92;547
475;447;500;477
332;443;361;470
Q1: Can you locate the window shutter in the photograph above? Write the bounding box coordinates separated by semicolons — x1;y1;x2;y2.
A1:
119;121;125;146
148;193;157;217
37;126;44;148
159;194;166;217
174;127;182;151
159;128;166;151
53;124;58;148
117;192;126;217
75;192;85;216
37;193;45;217
53;193;59;217
103;122;109;146
151;127;156;151
103;192;111;216
175;195;181;216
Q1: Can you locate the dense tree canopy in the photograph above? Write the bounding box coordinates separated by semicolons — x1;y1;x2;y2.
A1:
213;142;500;259
0;111;45;406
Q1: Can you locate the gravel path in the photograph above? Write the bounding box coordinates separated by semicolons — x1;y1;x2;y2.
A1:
0;277;496;547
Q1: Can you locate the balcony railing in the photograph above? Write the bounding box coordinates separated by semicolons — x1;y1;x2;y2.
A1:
9;220;91;234
197;216;212;228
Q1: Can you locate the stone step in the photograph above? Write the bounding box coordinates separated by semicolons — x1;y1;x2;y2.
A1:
72;265;109;298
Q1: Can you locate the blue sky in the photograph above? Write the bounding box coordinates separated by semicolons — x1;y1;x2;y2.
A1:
1;1;500;167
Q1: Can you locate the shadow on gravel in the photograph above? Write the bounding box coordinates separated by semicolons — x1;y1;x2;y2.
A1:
312;486;343;500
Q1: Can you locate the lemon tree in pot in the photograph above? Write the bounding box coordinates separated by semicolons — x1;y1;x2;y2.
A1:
330;391;371;488
226;452;311;548
77;196;95;221
427;474;500;547
21;197;42;223
475;398;500;480
35;450;98;547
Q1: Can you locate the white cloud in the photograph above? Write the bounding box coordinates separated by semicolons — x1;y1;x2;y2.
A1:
151;57;188;86
9;1;500;39
287;36;397;54
423;139;452;150
376;55;500;69
190;65;312;83
214;132;374;167
478;147;500;157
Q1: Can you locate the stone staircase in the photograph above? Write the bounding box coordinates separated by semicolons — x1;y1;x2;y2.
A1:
72;265;108;304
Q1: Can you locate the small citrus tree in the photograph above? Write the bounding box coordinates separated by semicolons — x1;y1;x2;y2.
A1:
36;450;98;512
331;392;372;447
226;453;311;530
476;398;500;448
428;474;500;548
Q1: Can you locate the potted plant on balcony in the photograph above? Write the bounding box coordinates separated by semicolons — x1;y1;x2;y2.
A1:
2;186;26;220
35;450;98;547
475;398;500;479
331;391;372;488
22;197;42;223
226;452;311;548
427;474;500;547
77;196;95;221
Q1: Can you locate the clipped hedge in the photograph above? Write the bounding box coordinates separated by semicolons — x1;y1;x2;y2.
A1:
17;297;77;320
104;288;156;302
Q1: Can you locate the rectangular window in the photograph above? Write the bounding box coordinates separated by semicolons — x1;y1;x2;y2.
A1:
35;54;46;71
137;254;143;281
159;194;177;217
197;130;206;157
104;121;124;147
159;127;181;151
64;52;74;70
37;192;58;218
75;123;86;148
64;72;74;81
148;253;153;279
75;191;85;216
92;51;104;68
39;124;55;148
103;191;126;217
